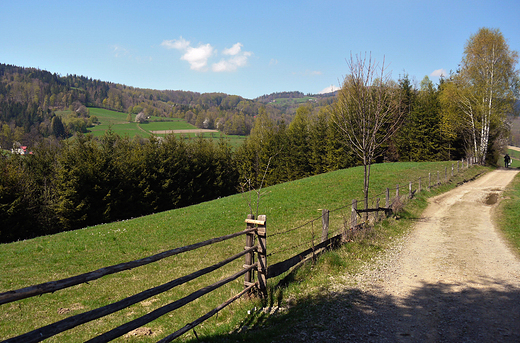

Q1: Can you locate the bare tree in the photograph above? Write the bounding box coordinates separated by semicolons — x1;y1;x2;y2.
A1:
330;53;403;217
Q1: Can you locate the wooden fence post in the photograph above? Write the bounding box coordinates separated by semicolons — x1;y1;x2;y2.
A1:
409;181;412;199
428;172;431;190
445;166;448;183
451;164;454;177
351;199;357;228
244;214;255;290
256;215;267;298
386;188;390;208
396;184;399;200
457;161;459;173
321;209;329;243
419;177;422;192
437;171;440;185
375;198;380;222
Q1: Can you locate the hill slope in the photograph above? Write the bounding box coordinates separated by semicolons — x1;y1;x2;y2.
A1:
0;161;486;342
0;63;333;148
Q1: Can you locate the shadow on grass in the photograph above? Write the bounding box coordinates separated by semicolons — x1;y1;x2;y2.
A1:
193;276;520;342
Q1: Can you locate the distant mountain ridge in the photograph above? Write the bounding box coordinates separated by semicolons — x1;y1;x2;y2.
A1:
0;63;334;147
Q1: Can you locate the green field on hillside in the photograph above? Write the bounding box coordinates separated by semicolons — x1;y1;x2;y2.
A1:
272;96;316;105
507;147;520;168
57;107;247;146
0;162;490;342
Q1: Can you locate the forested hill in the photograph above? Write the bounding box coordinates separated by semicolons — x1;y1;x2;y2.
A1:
0;63;333;148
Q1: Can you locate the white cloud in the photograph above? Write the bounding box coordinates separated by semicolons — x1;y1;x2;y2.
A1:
162;37;251;72
161;37;214;71
112;45;129;58
430;68;447;78
222;43;243;56
318;85;341;94
161;37;191;50
269;59;278;66
212;43;252;72
182;44;214;71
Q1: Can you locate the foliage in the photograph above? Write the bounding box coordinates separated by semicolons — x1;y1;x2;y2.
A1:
235;104;358;190
441;28;519;164
0;131;239;242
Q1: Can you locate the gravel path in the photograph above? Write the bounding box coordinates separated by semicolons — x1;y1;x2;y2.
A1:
279;169;520;342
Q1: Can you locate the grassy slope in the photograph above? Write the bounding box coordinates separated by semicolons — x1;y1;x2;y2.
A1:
85;107;247;147
507;147;520;167
86;108;196;138
0;161;489;342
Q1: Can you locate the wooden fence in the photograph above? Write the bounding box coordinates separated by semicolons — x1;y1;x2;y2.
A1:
0;159;476;342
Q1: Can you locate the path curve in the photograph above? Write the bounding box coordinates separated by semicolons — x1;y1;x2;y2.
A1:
283;169;520;342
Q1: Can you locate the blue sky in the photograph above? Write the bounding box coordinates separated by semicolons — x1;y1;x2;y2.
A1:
1;0;519;99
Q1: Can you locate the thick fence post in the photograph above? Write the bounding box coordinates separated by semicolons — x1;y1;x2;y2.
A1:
437;171;440;185
351;199;357;228
409;181;412;199
256;215;267;298
396;184;399;201
244;214;255;290
451;164;454;177
386;188;390;208
428;172;431;190
321;209;329;243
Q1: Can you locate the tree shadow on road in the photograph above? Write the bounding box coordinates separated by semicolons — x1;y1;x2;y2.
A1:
194;276;520;342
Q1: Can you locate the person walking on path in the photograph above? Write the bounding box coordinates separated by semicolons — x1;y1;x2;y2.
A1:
504;153;511;167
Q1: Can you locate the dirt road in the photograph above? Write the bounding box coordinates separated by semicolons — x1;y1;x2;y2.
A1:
291;169;520;342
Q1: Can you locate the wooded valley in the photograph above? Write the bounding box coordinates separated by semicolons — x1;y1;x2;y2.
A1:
1;27;518;242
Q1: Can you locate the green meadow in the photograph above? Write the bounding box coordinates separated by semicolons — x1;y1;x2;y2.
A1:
57;107;247;147
507;147;520;168
0;161;490;342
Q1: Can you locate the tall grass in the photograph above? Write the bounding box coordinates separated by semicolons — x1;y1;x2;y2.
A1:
0;161;488;342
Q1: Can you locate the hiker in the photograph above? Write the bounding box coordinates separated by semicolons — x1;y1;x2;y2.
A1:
504;154;511;168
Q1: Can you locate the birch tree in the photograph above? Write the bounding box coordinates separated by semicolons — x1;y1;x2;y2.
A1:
455;28;519;164
330;53;402;216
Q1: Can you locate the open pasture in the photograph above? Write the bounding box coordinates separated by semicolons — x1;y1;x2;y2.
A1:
56;107;246;146
0;161;487;342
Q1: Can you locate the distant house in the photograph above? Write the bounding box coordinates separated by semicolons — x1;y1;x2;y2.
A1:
11;146;31;155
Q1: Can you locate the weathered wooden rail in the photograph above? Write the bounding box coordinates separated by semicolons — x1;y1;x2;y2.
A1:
1;227;261;343
1;158;476;342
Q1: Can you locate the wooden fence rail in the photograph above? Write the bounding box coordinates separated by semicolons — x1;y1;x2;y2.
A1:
349;158;475;228
2;227;260;343
2;159;475;342
0;228;257;306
